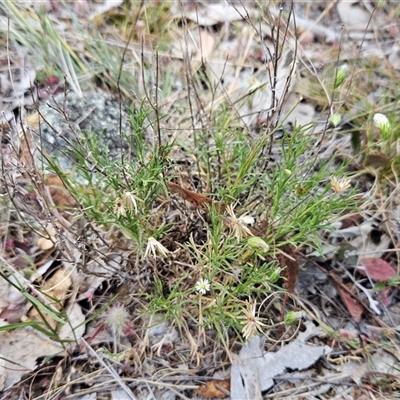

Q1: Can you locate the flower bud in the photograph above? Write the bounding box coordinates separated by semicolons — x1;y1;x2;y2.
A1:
247;237;269;253
284;169;292;176
373;113;391;140
334;65;347;88
284;311;303;325
330;113;341;127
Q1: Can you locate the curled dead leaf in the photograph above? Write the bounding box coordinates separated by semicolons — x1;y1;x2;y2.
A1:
167;181;224;211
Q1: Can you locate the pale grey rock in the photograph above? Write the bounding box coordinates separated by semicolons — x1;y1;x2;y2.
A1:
36;91;134;171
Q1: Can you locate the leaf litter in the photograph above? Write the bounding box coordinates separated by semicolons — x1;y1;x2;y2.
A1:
1;1;400;399
231;321;332;399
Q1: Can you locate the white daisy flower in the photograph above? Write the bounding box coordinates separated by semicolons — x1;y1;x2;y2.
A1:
195;278;210;295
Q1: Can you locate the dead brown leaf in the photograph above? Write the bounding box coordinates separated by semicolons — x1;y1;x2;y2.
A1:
278;244;299;293
330;274;363;323
196;379;230;399
338;288;363;323
41;268;72;306
45;174;77;209
0;327;63;389
363;153;390;168
167;181;224;211
37;237;55;251
28;268;72;328
37;223;57;251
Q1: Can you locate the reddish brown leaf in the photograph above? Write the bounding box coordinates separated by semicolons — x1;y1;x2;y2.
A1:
167;181;224;211
358;258;396;282
380;287;392;306
336;286;363;322
330;273;363;322
339;213;362;230
196;379;230;399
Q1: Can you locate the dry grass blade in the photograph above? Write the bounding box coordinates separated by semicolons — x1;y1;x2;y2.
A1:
81;338;137;400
